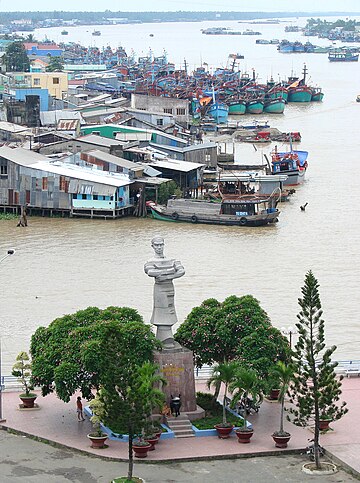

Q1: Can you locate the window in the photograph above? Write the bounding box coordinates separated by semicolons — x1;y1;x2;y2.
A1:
176;108;186;115
59;176;66;191
80;184;93;195
53;78;60;85
42;177;48;190
93;195;98;200
164;108;173;114
0;158;7;176
33;78;40;86
205;154;211;163
157;119;164;126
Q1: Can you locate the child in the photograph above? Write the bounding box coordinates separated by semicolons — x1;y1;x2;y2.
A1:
76;396;85;421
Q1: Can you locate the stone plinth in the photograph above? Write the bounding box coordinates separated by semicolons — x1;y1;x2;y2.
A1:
154;344;197;412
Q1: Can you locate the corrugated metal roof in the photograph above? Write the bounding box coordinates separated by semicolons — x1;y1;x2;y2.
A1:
147;158;205;173
86;149;143;171
0;121;31;134
28;160;132;187
57;119;80;131
77;134;125;147
40;111;84;126
0;146;49;166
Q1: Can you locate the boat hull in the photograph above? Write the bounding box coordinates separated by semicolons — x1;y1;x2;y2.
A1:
264;99;285;114
311;92;324;102
287;88;313;102
228;102;246;115
150;207;278;226
246;100;264;114
207;103;229;123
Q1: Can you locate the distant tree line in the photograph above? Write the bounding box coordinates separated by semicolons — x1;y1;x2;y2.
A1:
1;11;358;25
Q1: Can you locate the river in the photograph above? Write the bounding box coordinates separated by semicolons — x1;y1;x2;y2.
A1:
1;17;360;373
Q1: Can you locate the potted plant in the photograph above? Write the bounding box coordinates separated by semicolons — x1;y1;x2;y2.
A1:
87;390;108;449
12;351;37;408
230;367;262;443
207;361;239;438
271;361;294;448
266;369;281;401
132;438;152;458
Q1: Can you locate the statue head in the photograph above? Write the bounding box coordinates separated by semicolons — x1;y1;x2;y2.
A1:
151;236;165;258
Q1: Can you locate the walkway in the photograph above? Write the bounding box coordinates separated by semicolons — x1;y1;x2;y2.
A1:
1;378;359;477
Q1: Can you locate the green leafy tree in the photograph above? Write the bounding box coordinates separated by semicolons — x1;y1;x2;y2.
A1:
4;41;30;72
99;362;164;481
30;306;161;402
46;56;64;72
158;180;180;204
175;295;290;374
288;271;348;469
207;361;239;426
12;351;35;397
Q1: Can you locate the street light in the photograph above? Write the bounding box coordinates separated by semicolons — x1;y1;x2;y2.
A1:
0;249;16;422
281;325;298;349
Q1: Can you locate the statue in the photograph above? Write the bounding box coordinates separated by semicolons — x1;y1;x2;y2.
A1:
144;236;185;347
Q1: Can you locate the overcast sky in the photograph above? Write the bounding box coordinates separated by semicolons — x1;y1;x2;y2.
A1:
0;0;359;13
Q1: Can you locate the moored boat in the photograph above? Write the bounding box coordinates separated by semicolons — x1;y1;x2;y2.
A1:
328;49;359;62
246;98;264;114
269;149;308;186
311;87;324;102
287;84;313;102
148;193;280;227
228;99;246;115
264;97;286;114
207;102;229;123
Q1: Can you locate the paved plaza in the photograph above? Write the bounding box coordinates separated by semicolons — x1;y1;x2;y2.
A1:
1;377;360;481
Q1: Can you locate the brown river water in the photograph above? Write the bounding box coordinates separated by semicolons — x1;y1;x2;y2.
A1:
1;17;360;373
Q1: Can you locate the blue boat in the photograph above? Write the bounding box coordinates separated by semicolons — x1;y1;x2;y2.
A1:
270;149;308;186
207;102;229;123
328;50;359;62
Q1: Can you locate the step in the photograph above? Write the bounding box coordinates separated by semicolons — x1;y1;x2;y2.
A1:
175;433;195;438
168;423;193;431
171;428;195;437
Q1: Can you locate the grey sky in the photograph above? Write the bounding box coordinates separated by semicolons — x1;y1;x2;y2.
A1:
1;0;359;13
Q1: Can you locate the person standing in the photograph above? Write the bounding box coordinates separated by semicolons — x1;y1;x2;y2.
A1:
76;396;85;421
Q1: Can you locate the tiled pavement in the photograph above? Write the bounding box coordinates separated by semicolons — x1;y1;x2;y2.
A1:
1;377;359;477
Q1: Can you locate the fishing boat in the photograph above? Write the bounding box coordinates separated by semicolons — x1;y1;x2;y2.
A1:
269;148;308;186
311;87;324;102
92;30;101;36
263;97;286;114
207;102;229;123
148;191;280;227
61;30;68;35
228;99;247;115
246;98;264;114
328;49;359;62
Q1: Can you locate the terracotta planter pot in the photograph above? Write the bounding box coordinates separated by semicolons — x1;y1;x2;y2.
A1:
235;429;254;443
155;431;162;439
272;433;291;448
19;395;37;408
87;433;108;449
133;443;151;458
268;389;280;401
214;424;234;439
144;436;159;450
319;419;332;431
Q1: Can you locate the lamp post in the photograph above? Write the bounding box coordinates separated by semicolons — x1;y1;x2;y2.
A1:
0;249;16;422
281;325;298;350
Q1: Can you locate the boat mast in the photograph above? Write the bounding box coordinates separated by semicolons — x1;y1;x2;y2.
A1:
302;63;308;83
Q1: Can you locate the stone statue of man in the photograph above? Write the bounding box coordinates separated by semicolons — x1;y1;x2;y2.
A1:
144;236;185;347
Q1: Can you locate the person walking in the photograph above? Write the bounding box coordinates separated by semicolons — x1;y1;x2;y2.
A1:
76;396;85;421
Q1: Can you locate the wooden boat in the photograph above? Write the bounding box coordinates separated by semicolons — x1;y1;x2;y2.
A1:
263;98;286;114
269;149;308;186
148;191;280;227
328;50;359;62
92;30;101;36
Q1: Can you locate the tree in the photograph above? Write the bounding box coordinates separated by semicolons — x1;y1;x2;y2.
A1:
287;271;347;469
158;180;180;204
207;361;239;426
30;306;161;402
229;367;262;431
175;295;290;374
271;361;294;437
46;56;64;72
4;41;30;72
99;362;165;481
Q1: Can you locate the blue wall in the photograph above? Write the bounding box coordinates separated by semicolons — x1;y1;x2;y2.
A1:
15;88;49;111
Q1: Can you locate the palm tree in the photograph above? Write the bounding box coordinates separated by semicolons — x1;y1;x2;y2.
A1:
271;361;294;436
207;361;238;426
229;367;262;431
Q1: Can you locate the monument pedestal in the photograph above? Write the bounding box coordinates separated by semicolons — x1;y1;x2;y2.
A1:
154;344;197;413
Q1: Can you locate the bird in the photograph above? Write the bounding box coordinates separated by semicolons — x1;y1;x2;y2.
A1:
300;202;308;211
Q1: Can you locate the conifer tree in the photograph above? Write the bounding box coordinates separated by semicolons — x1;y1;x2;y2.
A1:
288;271;347;469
